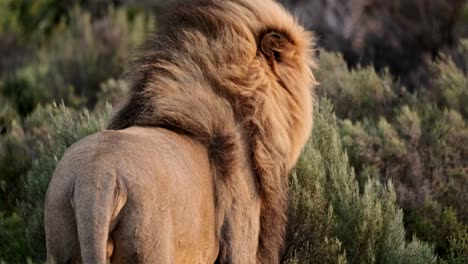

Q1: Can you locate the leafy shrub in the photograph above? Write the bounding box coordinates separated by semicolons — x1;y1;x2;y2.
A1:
442;228;468;264
283;101;436;264
317;44;468;261
40;7;152;108
406;204;468;262
0;96;19;134
0;119;29;213
95;78;129;112
0;6;153;117
430;54;468;117
0;63;76;117
316;52;398;120
18;103;109;261
0;0;142;43
0;103;67;214
0;213;27;263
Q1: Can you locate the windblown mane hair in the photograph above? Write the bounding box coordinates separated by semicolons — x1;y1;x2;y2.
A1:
108;0;316;262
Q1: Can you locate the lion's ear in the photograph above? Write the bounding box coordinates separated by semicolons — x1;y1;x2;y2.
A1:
260;32;295;62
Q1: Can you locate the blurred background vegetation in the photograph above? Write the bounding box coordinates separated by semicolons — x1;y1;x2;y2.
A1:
0;0;467;263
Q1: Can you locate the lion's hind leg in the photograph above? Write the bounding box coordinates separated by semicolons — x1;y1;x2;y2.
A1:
45;182;81;264
109;202;176;264
45;212;81;264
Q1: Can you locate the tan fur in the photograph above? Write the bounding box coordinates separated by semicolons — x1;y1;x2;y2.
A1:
45;0;316;263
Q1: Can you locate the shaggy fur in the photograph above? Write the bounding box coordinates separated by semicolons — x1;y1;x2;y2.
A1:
108;0;316;263
43;0;315;263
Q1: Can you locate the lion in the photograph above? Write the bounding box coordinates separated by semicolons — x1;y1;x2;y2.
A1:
44;0;317;263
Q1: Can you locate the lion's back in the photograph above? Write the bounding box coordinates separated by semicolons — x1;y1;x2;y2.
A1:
46;127;218;263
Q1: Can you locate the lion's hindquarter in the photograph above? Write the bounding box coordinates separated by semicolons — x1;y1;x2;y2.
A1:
45;127;218;264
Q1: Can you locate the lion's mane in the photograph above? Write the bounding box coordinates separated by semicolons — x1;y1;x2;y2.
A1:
108;0;316;262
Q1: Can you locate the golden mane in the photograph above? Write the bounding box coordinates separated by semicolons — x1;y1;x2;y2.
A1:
107;0;317;262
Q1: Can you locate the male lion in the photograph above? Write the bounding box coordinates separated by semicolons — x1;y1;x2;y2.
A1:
45;0;317;263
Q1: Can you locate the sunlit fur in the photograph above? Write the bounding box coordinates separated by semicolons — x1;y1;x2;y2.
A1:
108;0;317;262
47;0;317;263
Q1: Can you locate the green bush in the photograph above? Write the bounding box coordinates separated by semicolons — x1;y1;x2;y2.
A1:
0;119;29;213
18;103;109;261
0;63;74;117
0;103;73;215
39;7;152;108
283;101;435;263
0;103;109;262
317;44;468;262
94;78;129;112
316;52;398;121
0;213;27;263
0;0;146;43
0;6;153;117
442;228;468;264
